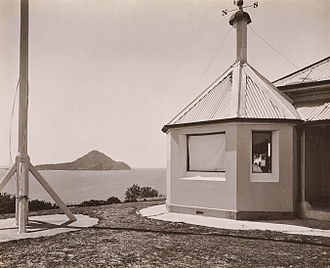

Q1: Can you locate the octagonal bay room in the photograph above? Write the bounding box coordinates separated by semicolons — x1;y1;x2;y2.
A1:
162;67;300;220
162;6;301;220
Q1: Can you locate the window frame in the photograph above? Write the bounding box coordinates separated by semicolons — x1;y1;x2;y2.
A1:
251;131;272;174
186;132;226;173
250;130;279;183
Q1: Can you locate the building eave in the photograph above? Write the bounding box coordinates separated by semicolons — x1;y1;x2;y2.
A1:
279;81;330;105
273;56;330;85
162;117;303;133
303;119;330;126
277;79;330;91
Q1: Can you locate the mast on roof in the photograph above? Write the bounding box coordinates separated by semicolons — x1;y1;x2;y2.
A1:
222;0;258;64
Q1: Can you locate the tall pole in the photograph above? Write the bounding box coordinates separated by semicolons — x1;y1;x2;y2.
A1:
0;0;76;233
17;0;29;233
229;0;251;64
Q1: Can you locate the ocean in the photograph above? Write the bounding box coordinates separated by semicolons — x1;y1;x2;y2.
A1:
0;168;166;205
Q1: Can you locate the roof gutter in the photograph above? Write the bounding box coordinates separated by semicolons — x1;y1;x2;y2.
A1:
303;119;330;127
162;117;303;133
277;79;330;91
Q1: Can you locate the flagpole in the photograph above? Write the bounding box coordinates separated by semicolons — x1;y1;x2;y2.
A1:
17;0;29;233
0;0;76;234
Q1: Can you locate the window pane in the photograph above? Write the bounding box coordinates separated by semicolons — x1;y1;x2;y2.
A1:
252;131;272;173
188;133;225;172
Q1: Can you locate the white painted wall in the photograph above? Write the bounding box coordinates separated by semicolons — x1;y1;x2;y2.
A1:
236;123;295;212
166;121;296;218
167;123;237;212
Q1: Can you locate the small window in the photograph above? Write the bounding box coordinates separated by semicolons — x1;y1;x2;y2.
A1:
187;133;225;172
252;131;272;173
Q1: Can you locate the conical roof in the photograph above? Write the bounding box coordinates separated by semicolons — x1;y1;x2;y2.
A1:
162;62;301;132
162;3;301;133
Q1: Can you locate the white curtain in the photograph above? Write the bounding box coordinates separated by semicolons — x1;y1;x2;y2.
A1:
188;133;225;171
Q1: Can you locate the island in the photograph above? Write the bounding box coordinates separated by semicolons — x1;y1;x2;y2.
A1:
36;150;131;170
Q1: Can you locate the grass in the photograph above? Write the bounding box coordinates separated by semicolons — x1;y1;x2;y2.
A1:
0;201;329;267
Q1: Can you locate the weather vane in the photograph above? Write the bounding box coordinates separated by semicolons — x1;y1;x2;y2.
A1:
222;0;258;16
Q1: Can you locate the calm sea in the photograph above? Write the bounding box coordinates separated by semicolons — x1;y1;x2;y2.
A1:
0;168;166;204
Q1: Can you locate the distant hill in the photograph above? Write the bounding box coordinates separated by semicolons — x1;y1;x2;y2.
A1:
36;150;131;170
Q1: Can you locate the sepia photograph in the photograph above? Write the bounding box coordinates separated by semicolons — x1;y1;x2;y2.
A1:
0;0;329;267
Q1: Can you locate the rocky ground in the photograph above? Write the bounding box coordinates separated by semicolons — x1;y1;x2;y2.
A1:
0;201;329;267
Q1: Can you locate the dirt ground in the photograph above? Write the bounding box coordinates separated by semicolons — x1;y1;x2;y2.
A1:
0;201;329;268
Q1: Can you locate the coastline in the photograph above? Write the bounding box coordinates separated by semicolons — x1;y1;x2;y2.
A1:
0;168;166;204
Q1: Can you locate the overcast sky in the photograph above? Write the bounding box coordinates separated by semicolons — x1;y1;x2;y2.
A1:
0;0;329;168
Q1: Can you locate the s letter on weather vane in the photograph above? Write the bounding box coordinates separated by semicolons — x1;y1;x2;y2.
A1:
222;0;258;16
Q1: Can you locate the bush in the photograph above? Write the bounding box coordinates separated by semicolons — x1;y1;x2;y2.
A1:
80;199;107;207
0;192;15;214
106;196;121;204
0;192;122;212
0;192;58;214
29;199;58;211
79;196;121;207
125;184;160;202
125;184;142;202
140;186;159;198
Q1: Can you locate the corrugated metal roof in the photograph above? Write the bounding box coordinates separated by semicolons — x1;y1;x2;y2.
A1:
245;76;284;118
165;63;300;129
274;56;330;87
243;65;299;119
296;102;330;121
174;72;232;124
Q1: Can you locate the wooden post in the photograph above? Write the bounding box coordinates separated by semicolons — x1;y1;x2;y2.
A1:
17;0;29;234
0;165;16;191
0;155;18;225
301;130;306;205
29;164;76;221
19;1;28;154
15;172;19;226
0;0;76;232
17;155;29;233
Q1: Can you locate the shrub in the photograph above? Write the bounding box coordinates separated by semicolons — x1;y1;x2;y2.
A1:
0;192;15;214
0;192;58;214
140;186;159;198
124;184;160;202
106;196;121;204
29;199;58;211
125;183;142;202
79;196;121;207
80;199;107;207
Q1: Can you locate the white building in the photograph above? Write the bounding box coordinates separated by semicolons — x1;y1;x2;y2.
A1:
162;1;330;220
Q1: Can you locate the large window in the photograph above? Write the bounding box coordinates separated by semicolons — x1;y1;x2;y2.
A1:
252;131;272;173
187;133;225;172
